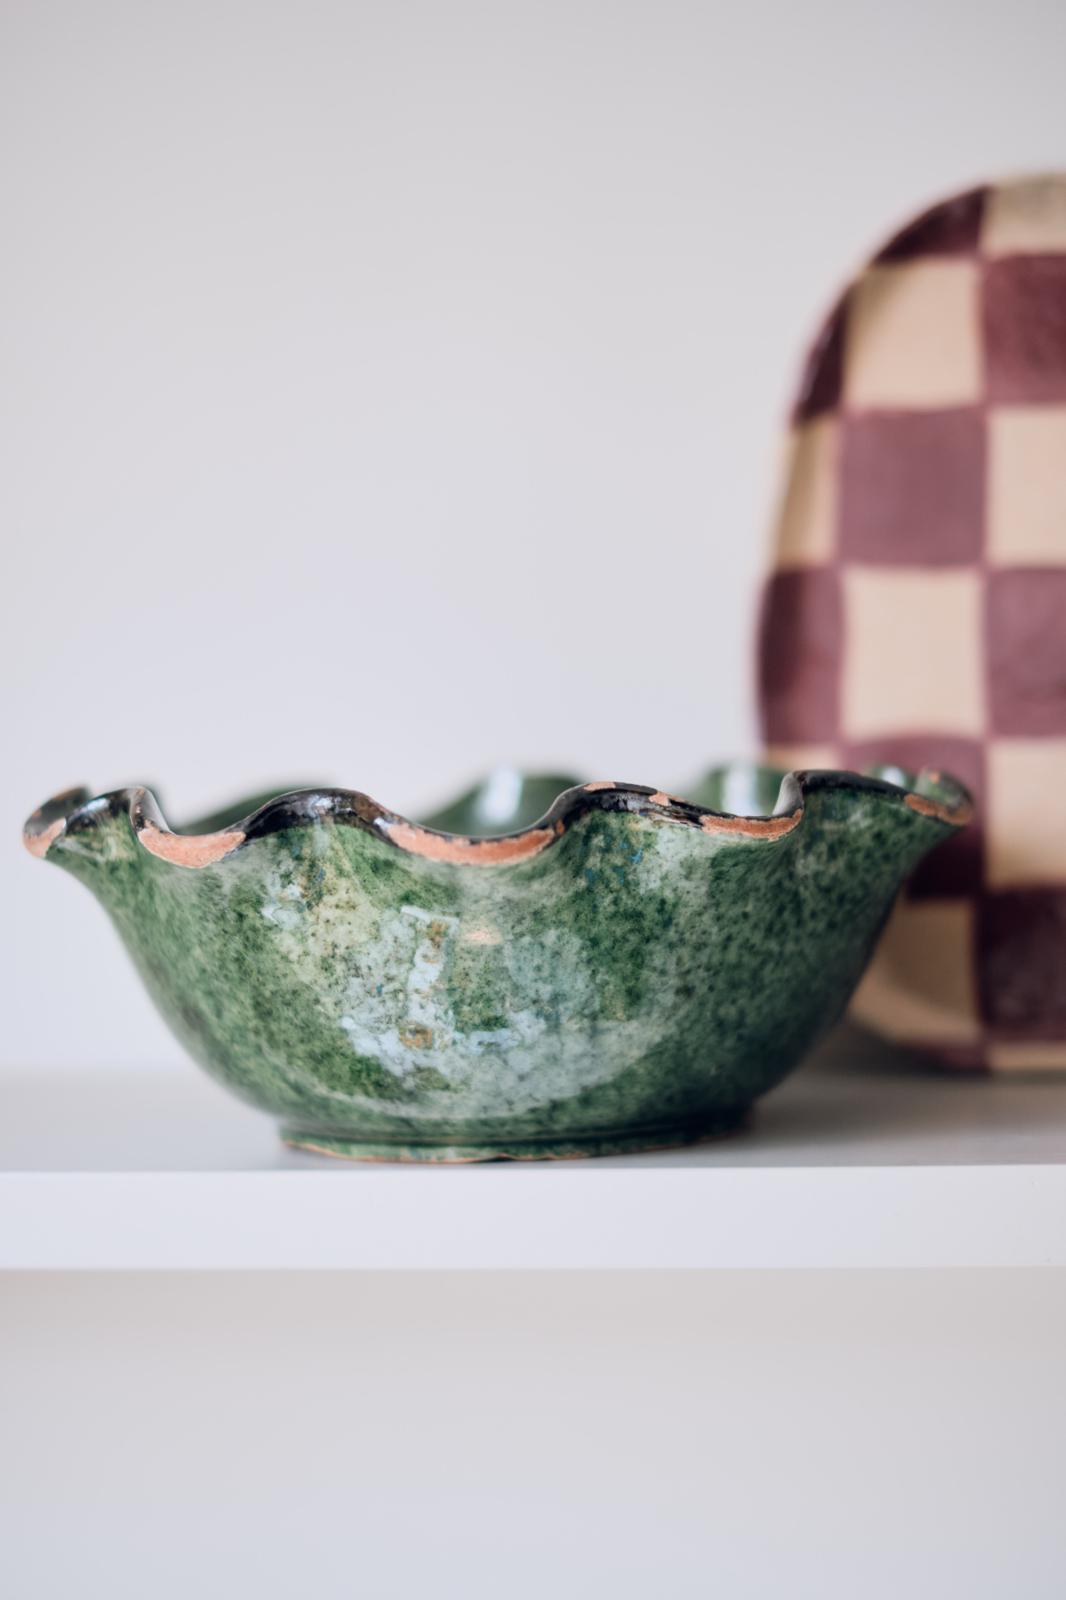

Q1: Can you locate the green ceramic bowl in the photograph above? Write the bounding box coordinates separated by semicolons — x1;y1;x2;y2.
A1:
24;765;970;1161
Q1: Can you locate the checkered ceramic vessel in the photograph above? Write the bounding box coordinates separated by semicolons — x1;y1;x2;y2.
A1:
758;174;1066;1071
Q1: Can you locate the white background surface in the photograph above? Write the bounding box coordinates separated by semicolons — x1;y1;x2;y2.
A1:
5;1271;1066;1598
4;6;1066;1597
4;0;1066;1065
4;1035;1066;1268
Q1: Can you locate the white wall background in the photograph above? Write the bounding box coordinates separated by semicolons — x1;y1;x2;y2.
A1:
3;0;1065;1067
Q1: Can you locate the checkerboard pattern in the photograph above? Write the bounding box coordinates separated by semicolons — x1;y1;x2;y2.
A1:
757;175;1066;1070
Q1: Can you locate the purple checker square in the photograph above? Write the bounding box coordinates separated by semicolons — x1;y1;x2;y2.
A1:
758;569;842;745
978;889;1066;1036
987;568;1066;737
983;256;1066;404
792;293;848;424
839;409;985;566
876;188;987;264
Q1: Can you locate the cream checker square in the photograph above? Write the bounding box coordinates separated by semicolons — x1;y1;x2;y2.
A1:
987;739;1066;887
763;743;840;774
844;262;981;409
982;176;1066;257
988;407;1066;564
986;1040;1066;1071
842;569;983;739
774;420;838;566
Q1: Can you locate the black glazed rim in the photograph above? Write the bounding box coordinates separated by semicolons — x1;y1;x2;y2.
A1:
23;767;973;870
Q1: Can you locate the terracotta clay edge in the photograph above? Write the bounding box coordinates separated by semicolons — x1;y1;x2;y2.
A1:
904;790;974;828
700;808;803;840
22;816;67;859
22;766;973;871
138;821;247;869
381;820;558;865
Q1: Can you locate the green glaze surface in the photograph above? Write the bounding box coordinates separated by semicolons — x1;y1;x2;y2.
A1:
24;766;969;1160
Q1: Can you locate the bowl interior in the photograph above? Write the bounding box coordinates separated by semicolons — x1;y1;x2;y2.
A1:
167;762;968;844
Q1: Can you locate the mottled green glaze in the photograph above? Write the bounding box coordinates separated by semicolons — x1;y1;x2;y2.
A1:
24;766;969;1160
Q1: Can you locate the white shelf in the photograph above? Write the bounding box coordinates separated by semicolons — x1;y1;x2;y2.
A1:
2;1028;1064;1270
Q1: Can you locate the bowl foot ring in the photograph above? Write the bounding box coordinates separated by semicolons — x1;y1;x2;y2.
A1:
280;1110;750;1164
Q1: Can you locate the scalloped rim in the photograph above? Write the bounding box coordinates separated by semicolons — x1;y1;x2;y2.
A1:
22;768;973;871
